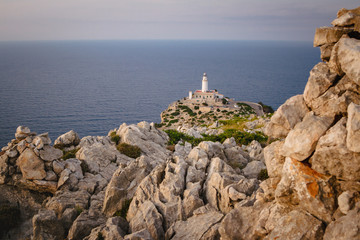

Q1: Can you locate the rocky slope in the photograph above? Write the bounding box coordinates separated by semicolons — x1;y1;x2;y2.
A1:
0;6;359;240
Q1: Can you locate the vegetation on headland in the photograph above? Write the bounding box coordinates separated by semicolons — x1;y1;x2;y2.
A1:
117;143;142;159
165;129;267;147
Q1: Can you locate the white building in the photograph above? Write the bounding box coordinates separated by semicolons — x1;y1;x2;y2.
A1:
189;73;224;102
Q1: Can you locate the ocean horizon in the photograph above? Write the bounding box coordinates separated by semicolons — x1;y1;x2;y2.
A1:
0;40;319;147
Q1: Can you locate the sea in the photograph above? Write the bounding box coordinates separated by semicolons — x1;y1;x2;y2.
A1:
0;40;319;147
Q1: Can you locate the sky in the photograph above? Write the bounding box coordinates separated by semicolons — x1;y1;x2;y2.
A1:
0;0;358;42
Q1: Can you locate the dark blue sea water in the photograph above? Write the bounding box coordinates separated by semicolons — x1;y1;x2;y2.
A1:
0;40;319;147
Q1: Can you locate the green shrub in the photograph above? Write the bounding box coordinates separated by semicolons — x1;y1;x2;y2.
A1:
258;169;269;180
169;119;179;124
216;109;220;112
258;102;274;114
171;111;180;116
117;143;141;158
114;198;132;218
202;102;208;106
74;205;83;216
198;111;202;114
194;106;199;110
222;98;228;104
62;148;79;160
110;132;120;144
154;123;164;128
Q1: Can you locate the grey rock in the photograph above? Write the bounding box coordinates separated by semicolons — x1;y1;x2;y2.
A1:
54;130;80;148
16;148;46;180
32;209;65;240
346;103;360;152
39;145;63;161
243;161;266;179
313;26;352;47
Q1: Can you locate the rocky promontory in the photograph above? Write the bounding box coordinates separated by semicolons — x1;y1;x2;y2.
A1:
0;6;360;240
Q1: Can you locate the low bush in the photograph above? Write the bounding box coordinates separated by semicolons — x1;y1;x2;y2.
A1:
117;143;141;159
62;148;79;160
194;106;199;110
110;132;120;144
258;169;269;180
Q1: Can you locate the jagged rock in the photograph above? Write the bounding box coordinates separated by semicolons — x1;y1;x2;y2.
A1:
39;145;63;162
303;62;337;104
103;156;153;217
165;206;223;240
32;209;65;240
68;210;106;240
6;147;18;158
258;177;281;202
198;141;226;160
85;217;128;240
338;191;354;215
264;140;285;178
320;43;334;61
313;27;352;47
46;190;90;217
332;12;360;27
0;154;9;184
182;182;204;217
174;141;192;157
32;133;51;150
224;146;248;169
52;160;65;175
264;210;324;240
116;122;169;160
346;103;360;152
265;95;309;138
15;126;31;140
16;148;46;180
187;147;208;162
306;74;360;117
223;137;236;148
45;171;57;181
124;229;153;240
275;157;335;223
54;130;80;148
323;203;360;240
310;118;360;181
21;179;57;193
282;112;333;161
242;161;266;179
129;200;164;240
329;37;360;83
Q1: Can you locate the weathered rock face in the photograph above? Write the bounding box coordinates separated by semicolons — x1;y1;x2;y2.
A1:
54;130;80;148
16;148;46;180
264;95;309;138
346;103;360;152
281;112;333;161
313;27;353;47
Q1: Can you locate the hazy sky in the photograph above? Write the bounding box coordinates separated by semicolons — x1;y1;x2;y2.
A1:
0;0;358;41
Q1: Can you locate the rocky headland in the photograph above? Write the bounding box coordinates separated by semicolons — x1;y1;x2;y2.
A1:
0;6;360;240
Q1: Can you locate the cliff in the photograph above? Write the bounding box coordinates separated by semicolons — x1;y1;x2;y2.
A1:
0;6;360;240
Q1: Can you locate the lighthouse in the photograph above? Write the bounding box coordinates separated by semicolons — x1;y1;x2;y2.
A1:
202;73;208;92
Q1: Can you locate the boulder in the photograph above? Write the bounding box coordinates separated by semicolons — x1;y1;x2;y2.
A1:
346;103;360;152
16;148;46;180
242;161;266;179
0;154;9;184
32;209;65;240
306;75;360;117
84;217;127;240
313;27;352;47
332;12;360;27
275;158;336;223
263;140;285;178
282;112;333;161
198;141;226;160
320;43;334;62
303;62;337;104
338;191;354;215
129;201;164;240
264;95;309;139
310;117;360;181
15;126;31;140
32;133;52;150
323;203;360;240
264;210;324;240
329;37;360;83
39;145;63;162
54;130;80;148
103;156;153;217
165;206;223;240
124;229;153;240
67;210;106;240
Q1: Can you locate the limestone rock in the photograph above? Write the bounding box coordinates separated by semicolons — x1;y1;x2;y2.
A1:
320;43;334;62
338;191;354;214
275;158;335;223
32;133;51;150
32;209;65;240
68;210;106;240
313;27;352;47
303;62;337;104
54;130;80;148
264;140;285;178
39;145;63;161
103;156;153;217
85;217;127;240
15;126;31;140
323;203;360;240
116;122;169;161
242;161;266;179
332;11;360;27
165;207;223;240
52;160;65;175
224;146;248;169
129;200;164;240
46;190;90;217
264;210;324;240
310;117;360;181
124;229;153;240
282;112;333;161
198;141;226;160
265;95;309;139
346;103;360;152
16;148;46;180
306;75;360;117
0;154;9;184
329;37;360;83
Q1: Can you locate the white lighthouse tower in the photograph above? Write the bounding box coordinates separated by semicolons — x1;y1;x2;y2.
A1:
202;73;208;92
